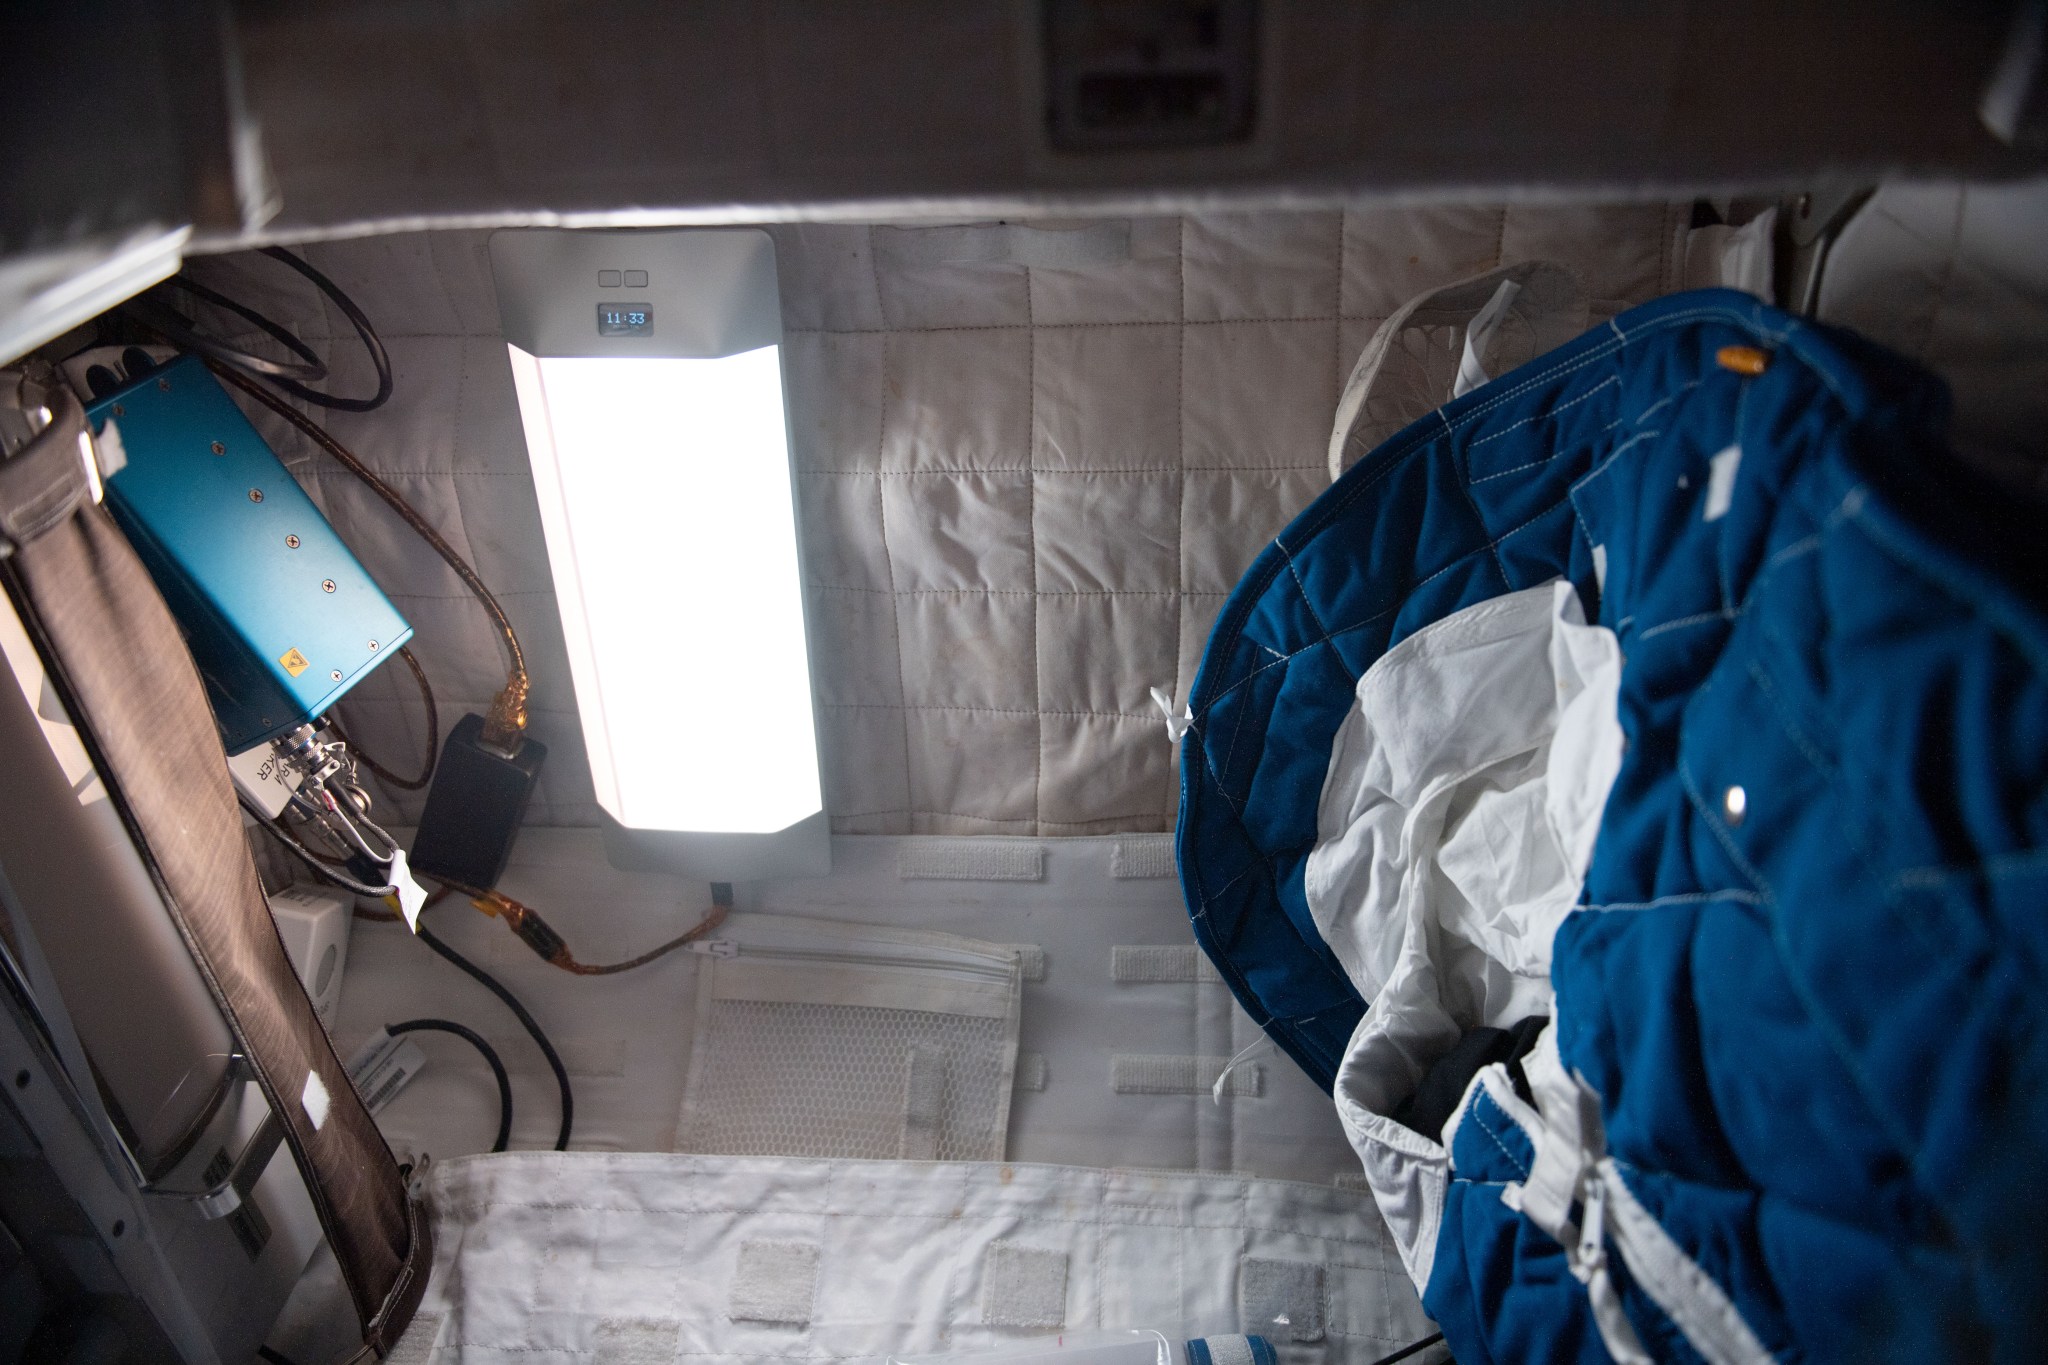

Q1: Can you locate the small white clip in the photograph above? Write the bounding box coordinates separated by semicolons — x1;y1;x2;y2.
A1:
1149;687;1194;743
688;939;739;958
1571;1173;1610;1284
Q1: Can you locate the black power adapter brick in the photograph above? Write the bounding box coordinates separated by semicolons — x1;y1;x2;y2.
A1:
409;712;546;892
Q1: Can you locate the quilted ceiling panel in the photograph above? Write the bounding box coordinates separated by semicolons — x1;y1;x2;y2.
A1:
183;204;1688;835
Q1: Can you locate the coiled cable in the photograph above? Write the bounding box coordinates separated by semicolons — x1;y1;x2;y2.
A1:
415;897;572;1151
384;1018;511;1153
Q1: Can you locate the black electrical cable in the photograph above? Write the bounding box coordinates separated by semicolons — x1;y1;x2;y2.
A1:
119;288;326;382
125;246;394;410
1364;1333;1445;1365
414;916;573;1152
327;644;440;791
386;1018;512;1153
256;1346;301;1365
242;247;394;412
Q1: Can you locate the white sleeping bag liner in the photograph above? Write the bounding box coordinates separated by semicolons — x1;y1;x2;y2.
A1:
1303;581;1622;1289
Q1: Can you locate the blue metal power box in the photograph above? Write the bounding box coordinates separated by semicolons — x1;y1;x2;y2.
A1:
85;355;411;754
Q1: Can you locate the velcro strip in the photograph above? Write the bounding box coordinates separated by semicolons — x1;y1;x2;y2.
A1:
1014;1052;1048;1092
1112;944;1221;984
1110;837;1176;879
1240;1258;1325;1342
1004;944;1047;982
900;1047;944;1160
730;1240;820;1325
898;842;1045;882
1190;1335;1260;1365
383;1312;443;1365
1112;1054;1263;1097
593;1319;680;1365
983;1243;1069;1328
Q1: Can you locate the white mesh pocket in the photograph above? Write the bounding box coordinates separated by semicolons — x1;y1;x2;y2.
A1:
675;915;1022;1162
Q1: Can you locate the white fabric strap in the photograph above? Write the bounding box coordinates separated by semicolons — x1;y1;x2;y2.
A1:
1571;1170;1653;1365
898;841;1045;882
1113;1054;1262;1097
1598;1157;1774;1365
1505;1034;1771;1365
1454;277;1524;398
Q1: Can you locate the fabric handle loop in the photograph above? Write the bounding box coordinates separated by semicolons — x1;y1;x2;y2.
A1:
1453;277;1524;399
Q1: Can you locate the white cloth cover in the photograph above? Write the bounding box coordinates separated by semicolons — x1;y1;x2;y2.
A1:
390;1151;1437;1365
1818;178;2048;490
177;205;1688;836
1303;582;1623;1289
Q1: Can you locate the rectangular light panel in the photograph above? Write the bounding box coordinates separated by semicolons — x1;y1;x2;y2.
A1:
506;343;821;833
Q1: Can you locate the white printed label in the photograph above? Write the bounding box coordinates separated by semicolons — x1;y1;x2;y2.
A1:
1703;445;1742;522
226;740;302;819
346;1029;429;1115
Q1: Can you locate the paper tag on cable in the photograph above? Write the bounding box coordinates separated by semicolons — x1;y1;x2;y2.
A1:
346;1028;428;1115
387;849;429;931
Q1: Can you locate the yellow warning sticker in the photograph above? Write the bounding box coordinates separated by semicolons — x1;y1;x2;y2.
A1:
279;648;310;677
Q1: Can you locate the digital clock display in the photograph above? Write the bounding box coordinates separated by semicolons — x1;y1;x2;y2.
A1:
597;302;653;337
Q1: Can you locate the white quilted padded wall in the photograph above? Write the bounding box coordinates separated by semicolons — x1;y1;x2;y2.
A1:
186;204;1688;834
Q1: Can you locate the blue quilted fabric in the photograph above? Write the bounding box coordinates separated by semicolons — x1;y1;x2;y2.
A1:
1177;288;2048;1360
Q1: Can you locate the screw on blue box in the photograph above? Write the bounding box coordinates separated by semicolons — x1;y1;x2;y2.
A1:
85;354;412;754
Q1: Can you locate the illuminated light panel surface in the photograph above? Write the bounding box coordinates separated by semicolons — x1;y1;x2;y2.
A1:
507;344;821;833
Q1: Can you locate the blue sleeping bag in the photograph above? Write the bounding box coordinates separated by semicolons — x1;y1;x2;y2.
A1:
1177;288;2048;1363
